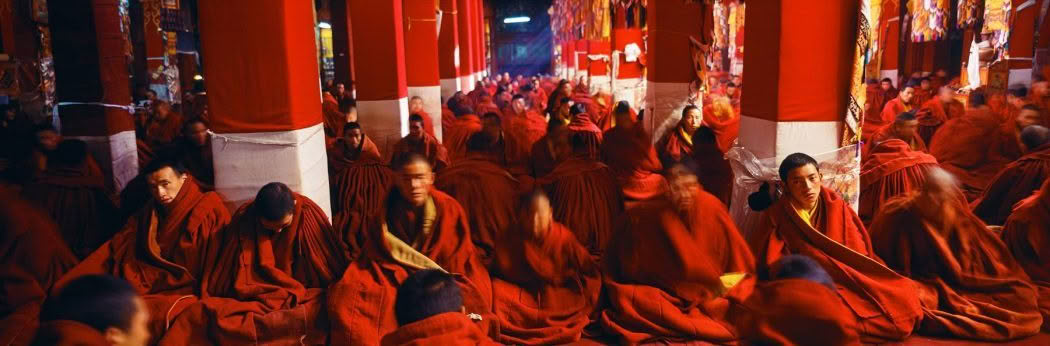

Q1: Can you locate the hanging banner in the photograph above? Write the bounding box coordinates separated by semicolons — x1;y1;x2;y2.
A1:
847;0;880;145
909;0;948;42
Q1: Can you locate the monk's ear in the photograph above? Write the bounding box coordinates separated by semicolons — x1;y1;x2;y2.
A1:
104;326;128;346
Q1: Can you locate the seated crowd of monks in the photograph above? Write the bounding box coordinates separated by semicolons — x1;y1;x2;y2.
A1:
1;70;1050;345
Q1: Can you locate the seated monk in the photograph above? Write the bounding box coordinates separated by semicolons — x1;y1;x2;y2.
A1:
381;269;497;346
657;105;702;170
22;140;118;259
974;126;1050;226
492;190;601;345
443;104;482;161
864;82;915;143
390;114;449;172
322;90;345;143
528;120;568;178
434;132;519;262
869;168;1042;341
34;275;150;346
862;111;926;159
327;154;496;345
931;91;1023;200
566;103;603;160
600;101;667;203
600;165;755;344
692;127;734;206
916;86;964;145
144;101;184;149
171;119;214;190
162;183;350;344
502;94;547;160
748;153;923;342
1001;179;1050;328
328;122;395;255
541;132;624;257
911;78;933;106
479;112;530;175
53;159;230;344
407;96;436;138
442;92;465;133
0;188;78;345
859;139;939;226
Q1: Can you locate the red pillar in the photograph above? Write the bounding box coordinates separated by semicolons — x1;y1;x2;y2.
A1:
349;0;410;154
1009;0;1038;86
575;40;590;84
48;0;138;192
197;0;332;216
587;39;611;94
439;0;462;100
404;0;443;139
457;0;476;90
645;0;703;140
474;0;486;78
564;41;577;80
331;0;356;89
878;1;900;86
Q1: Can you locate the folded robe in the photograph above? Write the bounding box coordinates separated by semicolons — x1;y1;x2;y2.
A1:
327;189;497;345
600;187;755;345
1001;180;1050;329
869;193;1043;341
600;125;667;202
380;312;498;346
749;187;923;343
328;136;395;256
725;278;861;346
859;139;939;226
434;155;519;262
930;108;1023;200
161;194;351;345
390;132;450;172
492;221;601;345
30;320;110;346
916;98;965;145
973;144;1050;226
540;157;624;257
22;157;119;259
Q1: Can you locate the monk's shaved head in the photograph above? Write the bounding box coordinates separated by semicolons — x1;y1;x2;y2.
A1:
255;182;296;232
51;139;89;168
1020;125;1050;151
41;275;149;346
395;269;463;326
395;153;434;207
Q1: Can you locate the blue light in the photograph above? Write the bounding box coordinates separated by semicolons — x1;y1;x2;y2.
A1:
503;16;531;24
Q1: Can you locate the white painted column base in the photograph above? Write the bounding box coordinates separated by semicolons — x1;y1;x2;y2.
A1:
738;115;843;164
614;77;645;109
408;85;444;141
879;70;898;87
210;123;333;219
644;80;691;143
459;74;475;92
589;75;610;94
69;130;138;192
1009;68;1033;87
357;97;410;157
575;71;590;85
441;78;461;102
568;68;576;81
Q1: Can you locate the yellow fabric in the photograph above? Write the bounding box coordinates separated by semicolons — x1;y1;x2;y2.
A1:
791;198;820;228
383;196;444;272
678;126;694;147
719;272;747;295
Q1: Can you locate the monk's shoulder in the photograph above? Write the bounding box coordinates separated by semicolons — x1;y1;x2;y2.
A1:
187;191;232;228
430;189;467;216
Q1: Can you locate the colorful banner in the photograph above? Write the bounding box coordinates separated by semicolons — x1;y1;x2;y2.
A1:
983;0;1012;62
909;0;948;42
957;0;980;28
847;0;881;145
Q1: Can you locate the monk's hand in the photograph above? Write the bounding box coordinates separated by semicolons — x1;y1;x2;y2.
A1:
532;201;553;239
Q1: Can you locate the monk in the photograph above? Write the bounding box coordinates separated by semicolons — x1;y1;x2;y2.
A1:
657;105;701;170
600;101;667;203
144;101;184;149
1001;179;1050;328
407;96;436;137
931;90;1023;200
566;104;603;160
692;126;735;206
22;140;118;259
858;139;939;226
328;122;394;254
865;83;914;142
600;165;755;344
911;77;933;106
53;159;230;344
381;269;497;346
434;132;520;262
327;154;496;345
172;119;214;190
869;168;1042;341
528;120;568;178
999;87;1028;124
502;94;547;157
541;132;624;257
701;96;740;153
863;111;926;158
163;183;350;344
390;114;449;172
443;104;482;160
34;275;150;346
916;86;965;144
0;188;78;345
973;125;1050;226
748;153;923;342
322;90;345;142
442;92;464;132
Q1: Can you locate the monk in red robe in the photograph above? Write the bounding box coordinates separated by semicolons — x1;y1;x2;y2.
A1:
380;269;498;346
442;92;465;132
657;105;701;170
21;140;118;259
328;122;395;254
477;112;531;175
327;154;496;345
0;188;78;345
692;126;735;207
865;83;914;142
163;183;350;344
172;119;214;190
408;96;436;137
1001;179;1050;328
491;190;601;345
144;101;185;149
443;105;481;161
702;96;740;153
390;114;449;172
541;131;624;257
600;102;667;204
869;168;1042;341
53;159;230;344
475;93;501;116
973;125;1050;226
600;165;755;344
916;86;965;145
566;104;603;160
911;78;933;106
859;139;939;226
863;111;927;158
503;94;547;157
34;275;150;346
322;90;346;143
931;91;1023;200
528;120;568;178
748;153;923;342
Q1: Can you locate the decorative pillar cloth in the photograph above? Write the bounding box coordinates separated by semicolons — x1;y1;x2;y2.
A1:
438;0;461;102
142;0;180;103
645;0;703;142
404;0;443;140
197;0;332;217
587;39;610;94
1009;0;1038;86
456;0;475;91
613;28;644;106
49;0;138;193
349;0;411;157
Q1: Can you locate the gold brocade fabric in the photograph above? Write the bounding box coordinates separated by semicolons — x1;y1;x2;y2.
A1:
846;0;880;145
908;0;948;42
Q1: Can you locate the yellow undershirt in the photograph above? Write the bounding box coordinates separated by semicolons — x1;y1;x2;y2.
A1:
679;126;694;147
791;198;820;227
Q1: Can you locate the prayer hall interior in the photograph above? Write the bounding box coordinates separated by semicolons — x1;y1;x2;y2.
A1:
7;0;1050;345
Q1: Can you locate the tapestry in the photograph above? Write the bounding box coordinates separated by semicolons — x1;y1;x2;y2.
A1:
712;0;728;50
957;0;980;28
847;0;880;145
909;0;948;42
983;0;1012;62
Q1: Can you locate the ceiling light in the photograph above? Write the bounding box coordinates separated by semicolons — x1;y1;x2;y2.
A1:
317;22;332;29
503;16;530;24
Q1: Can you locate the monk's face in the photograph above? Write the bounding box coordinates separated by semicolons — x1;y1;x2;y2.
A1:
36;130;60;151
881;81;892;91
335;83;345;96
185;122;208;147
345;128;364;148
106;297;150;346
260;212;294;232
668;169;700;212
154;103;171;120
526;193;553;239
409;98;424;113
785;164;822;210
726;85;738;97
397;161;434;207
920;80;930;90
512;98;527;114
1017;109;1042;130
408;121;423;138
891;119;919;140
938;87;954;103
147;167;188;205
899;87;914;104
682;108;702;132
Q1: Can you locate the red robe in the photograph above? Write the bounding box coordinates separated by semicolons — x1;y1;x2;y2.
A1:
173;139;215;191
869;193;1042;341
567;114;603;160
379;312;498;346
322;92;345;143
916;98;965;145
656;125;695;169
53;178;230;344
692;132;735;207
162;194;350;345
859;139;939;226
412;110;437;138
863;125;928;159
865;97;911;142
749;187;923;342
600;125;667;203
31;320;110;346
328;136;395;256
701;106;740;153
1001;180;1050;328
21;157;119;259
444;115;482;161
930;108;1023;201
145;113;185;148
973;144;1050;226
434;155;520;262
441;106;456;133
492;221;601;345
390;133;450;173
911;88;932;108
600;187;755;344
528;133;560;178
726;278;861;346
503;109;547;162
540;157;624;257
327;189;496;345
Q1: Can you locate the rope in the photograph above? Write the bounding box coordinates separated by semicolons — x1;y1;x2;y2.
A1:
55;101;136;113
209;125;323;151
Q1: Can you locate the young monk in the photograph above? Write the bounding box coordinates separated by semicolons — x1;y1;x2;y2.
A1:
327;122;395;255
327;154;495;345
916;86;964;144
390;114;449;172
862;111;926;159
502;94;547;160
859;139;939;226
443;104;481;160
34;275;150;346
491;190;601;345
407;96;436;138
600;165;754;344
600;101;667;204
1001;179;1050;327
162;183;350;344
748;153;923;342
973;125;1050;226
931;90;1023;200
869;168;1042;341
865;83;915;142
657;105;702;170
144;101;184;149
380;269;497;346
479;112;530;175
53;159;230;343
172;119;214;190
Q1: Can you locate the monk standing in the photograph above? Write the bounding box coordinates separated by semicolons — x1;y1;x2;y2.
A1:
859;139;939;226
657;105;701;170
600;102;667;204
869;168;1042;341
931;91;1023;200
916;86;965;144
863;111;926;158
973;125;1050;226
390;114;449;172
1001;179;1050;328
865;83;914;142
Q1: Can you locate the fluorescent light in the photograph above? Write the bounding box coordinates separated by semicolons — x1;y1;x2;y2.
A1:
193;74;204;81
503;16;530;24
317;22;332;29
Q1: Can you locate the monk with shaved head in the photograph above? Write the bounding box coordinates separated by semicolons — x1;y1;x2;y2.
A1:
973;125;1050;226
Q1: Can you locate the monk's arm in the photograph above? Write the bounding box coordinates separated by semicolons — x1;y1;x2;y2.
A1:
748;213;785;278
